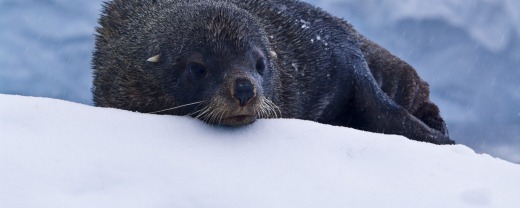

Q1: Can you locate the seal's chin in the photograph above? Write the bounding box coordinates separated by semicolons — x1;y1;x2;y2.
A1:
220;115;256;127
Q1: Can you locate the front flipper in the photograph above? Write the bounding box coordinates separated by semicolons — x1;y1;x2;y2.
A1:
358;36;449;137
345;52;454;144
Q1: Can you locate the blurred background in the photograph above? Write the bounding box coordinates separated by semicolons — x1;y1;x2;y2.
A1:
1;0;519;163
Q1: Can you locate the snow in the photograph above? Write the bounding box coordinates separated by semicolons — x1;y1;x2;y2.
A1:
1;94;520;208
310;0;520;52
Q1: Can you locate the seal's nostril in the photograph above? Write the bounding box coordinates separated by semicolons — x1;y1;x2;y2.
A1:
234;79;255;106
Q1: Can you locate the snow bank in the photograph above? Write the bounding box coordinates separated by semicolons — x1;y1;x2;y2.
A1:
311;0;520;52
1;94;519;208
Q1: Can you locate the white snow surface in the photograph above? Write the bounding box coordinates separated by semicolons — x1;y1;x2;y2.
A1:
312;0;520;52
1;94;520;208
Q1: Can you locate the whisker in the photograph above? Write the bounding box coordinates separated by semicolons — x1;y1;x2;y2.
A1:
187;102;205;116
195;105;211;119
149;101;204;114
188;108;204;116
258;98;281;119
218;110;228;125
268;99;281;118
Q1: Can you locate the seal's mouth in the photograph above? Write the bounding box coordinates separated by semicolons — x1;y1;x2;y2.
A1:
221;114;256;127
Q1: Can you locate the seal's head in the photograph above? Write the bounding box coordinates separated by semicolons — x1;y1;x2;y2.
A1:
102;2;280;126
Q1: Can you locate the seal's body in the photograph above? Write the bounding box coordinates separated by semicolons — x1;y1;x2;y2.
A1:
93;0;454;144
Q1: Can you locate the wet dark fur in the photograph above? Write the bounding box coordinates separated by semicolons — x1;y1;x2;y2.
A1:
92;0;454;144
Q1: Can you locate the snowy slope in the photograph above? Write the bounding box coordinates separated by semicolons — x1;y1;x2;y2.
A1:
1;94;519;208
310;0;520;52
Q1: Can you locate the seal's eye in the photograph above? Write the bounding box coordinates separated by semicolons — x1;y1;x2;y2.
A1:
256;58;266;75
187;62;207;80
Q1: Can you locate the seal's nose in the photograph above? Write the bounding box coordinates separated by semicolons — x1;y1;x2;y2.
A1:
234;79;255;106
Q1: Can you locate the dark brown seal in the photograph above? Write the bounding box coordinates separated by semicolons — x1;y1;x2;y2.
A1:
92;0;454;144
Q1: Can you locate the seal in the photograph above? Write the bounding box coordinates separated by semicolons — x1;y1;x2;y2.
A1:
92;0;454;144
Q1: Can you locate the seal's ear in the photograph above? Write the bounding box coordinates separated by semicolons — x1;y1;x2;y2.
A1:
269;50;278;59
146;54;161;63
